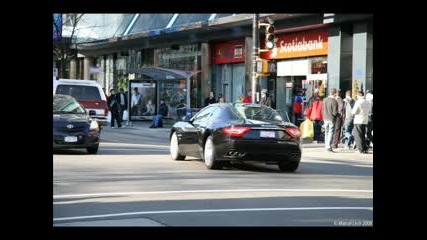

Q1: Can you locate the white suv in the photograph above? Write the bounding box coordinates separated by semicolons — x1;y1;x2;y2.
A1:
53;79;108;126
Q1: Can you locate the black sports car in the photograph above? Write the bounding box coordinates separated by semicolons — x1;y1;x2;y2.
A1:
169;103;301;172
53;94;101;154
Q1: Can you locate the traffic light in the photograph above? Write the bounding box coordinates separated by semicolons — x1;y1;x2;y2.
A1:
265;24;275;50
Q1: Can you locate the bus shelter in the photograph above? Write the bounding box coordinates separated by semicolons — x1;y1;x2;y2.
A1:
127;67;199;121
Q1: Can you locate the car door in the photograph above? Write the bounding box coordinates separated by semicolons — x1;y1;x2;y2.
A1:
186;106;216;156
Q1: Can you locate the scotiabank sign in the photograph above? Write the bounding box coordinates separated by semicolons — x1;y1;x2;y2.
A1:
261;30;328;59
214;41;245;64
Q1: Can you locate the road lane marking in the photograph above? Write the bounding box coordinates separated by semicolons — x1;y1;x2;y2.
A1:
100;142;169;148
100;148;168;151
53;206;373;222
54;189;373;199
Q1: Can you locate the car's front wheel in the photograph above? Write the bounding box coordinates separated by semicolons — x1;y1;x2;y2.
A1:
87;144;99;154
170;132;186;160
278;160;299;172
204;136;222;169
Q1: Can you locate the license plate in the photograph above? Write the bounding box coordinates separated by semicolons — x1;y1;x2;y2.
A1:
64;136;78;142
260;131;275;138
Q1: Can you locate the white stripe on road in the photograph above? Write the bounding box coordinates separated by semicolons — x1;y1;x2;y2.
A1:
54;189;373;199
100;148;168;151
100;142;169;149
53;206;373;222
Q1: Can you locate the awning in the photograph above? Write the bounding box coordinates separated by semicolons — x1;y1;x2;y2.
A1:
128;67;199;80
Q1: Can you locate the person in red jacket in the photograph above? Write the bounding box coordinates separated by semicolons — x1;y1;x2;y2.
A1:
293;91;303;125
308;89;323;143
243;89;253;103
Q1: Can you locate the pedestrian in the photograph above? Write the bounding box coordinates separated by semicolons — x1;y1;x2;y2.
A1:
260;89;272;107
351;91;372;154
322;88;338;152
243;89;253;103
308;89;323;143
342;90;355;149
332;89;344;148
365;90;373;149
204;91;216;107
293;91;303;125
107;89;122;128
118;87;128;122
217;94;223;103
218;96;225;103
159;99;169;117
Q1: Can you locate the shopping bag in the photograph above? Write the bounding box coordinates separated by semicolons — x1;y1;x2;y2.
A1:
300;119;314;139
122;110;129;121
107;111;111;123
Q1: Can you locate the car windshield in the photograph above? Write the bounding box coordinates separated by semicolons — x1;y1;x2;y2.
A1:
234;104;289;123
53;96;86;114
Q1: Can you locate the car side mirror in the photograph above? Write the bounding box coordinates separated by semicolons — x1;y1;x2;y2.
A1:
88;110;97;116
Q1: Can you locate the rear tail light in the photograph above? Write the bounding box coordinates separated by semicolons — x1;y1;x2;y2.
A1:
105;108;109;116
285;127;301;139
223;126;251;138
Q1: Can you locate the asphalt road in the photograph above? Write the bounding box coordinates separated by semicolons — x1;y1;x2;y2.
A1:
53;124;373;227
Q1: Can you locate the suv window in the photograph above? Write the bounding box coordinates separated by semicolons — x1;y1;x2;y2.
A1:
56;85;101;100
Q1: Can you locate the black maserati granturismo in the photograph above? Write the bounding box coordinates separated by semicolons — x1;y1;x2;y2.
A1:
170;103;301;172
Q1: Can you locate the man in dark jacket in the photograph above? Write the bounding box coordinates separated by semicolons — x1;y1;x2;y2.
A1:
118;88;128;122
322;88;338;152
204;91;216;107
159;100;169;117
108;89;122;128
332;89;344;148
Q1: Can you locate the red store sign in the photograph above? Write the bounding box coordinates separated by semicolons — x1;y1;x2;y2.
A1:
214;41;245;64
261;30;328;60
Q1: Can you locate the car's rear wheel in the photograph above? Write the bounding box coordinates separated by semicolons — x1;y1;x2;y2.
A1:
204;136;222;169
278;161;299;172
87;144;99;154
170;132;186;160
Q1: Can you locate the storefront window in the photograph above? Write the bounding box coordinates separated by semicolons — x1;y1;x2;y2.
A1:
157;44;202;108
311;57;327;74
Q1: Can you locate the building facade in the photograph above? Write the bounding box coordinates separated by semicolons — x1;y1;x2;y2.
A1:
58;13;372;120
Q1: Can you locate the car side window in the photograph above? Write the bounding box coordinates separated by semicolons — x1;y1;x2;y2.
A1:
193;107;215;125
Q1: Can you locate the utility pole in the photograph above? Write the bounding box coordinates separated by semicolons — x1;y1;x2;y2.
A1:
251;14;259;104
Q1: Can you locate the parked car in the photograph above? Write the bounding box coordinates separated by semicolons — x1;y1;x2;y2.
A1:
53;79;108;126
169;103;301;172
53;94;101;154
